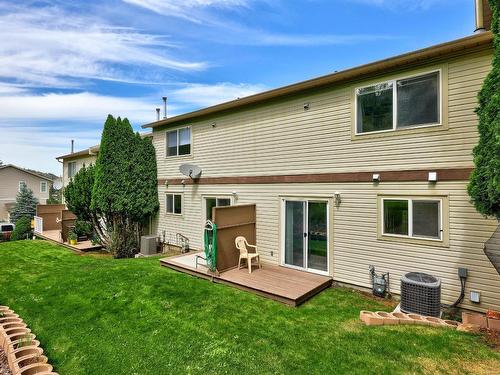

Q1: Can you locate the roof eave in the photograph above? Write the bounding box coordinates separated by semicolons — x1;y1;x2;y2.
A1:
142;31;493;130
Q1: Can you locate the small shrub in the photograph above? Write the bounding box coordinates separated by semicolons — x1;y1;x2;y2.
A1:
74;219;93;238
10;216;32;241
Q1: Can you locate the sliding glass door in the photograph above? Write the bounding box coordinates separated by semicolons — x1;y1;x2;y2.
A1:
283;199;329;274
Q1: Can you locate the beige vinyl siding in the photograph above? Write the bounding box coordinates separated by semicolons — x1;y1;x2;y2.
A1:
152;49;499;312
156;181;499;312
153;50;491;178
61;155;96;188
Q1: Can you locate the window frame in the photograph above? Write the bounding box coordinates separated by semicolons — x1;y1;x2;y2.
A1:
380;196;444;243
354;69;442;136
68;161;77;178
165;126;192;158
40;181;48;193
18;181;26;192
203;195;233;222
165;193;183;216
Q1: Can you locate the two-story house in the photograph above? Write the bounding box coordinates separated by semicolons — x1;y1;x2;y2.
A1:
0;164;53;221
142;3;499;312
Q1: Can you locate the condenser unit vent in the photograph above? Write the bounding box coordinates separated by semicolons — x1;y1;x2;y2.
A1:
400;272;441;317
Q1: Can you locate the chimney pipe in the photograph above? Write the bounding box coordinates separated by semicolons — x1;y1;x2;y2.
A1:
162;96;167;119
474;0;485;33
156;108;161;121
71;139;74;154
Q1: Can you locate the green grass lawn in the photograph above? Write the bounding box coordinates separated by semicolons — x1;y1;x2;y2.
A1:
0;240;498;374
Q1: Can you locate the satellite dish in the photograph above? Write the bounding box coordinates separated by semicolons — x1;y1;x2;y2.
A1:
53;180;63;190
179;164;202;179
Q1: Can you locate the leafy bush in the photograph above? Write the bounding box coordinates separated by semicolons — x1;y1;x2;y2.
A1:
74;219;93;238
10;216;32;241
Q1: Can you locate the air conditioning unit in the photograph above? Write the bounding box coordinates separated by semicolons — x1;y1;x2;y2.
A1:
400;272;441;317
140;235;158;256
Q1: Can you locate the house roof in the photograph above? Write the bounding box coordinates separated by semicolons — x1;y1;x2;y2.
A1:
142;31;494;130
56;132;153;161
0;164;54;182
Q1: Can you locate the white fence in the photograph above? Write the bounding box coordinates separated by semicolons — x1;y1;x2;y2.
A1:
34;216;43;234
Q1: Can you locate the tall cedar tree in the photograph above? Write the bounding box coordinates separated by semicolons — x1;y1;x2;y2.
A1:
10;185;39;223
130;131;159;225
468;0;500;219
65;164;107;244
91;115;158;257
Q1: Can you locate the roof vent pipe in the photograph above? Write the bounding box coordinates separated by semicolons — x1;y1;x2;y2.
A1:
71;139;74;154
474;0;485;33
156;108;160;121
162;96;167;119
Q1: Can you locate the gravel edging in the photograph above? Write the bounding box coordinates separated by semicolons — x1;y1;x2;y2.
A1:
0;348;12;375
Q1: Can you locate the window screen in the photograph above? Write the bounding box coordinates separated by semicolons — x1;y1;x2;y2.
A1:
167;130;178;156
412;200;440;239
397;72;439;128
174;194;182;214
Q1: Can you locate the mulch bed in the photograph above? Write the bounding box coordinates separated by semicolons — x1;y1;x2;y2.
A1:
0;348;12;375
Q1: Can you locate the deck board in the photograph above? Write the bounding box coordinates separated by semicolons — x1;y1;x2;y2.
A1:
36;230;102;252
160;252;332;306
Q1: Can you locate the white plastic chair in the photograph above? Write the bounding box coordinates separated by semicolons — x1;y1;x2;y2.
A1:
235;236;261;274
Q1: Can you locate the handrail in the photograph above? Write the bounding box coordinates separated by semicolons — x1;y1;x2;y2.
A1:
33;216;43;234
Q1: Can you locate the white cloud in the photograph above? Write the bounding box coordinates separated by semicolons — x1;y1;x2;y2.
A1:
122;0;251;23
0;91;158;123
344;0;441;10
0;3;207;88
172;82;267;107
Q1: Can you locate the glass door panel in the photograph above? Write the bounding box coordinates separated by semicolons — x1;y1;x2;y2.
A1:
285;201;305;268
307;202;328;272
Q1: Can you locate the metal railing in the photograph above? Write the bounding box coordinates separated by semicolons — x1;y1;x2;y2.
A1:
34;216;43;234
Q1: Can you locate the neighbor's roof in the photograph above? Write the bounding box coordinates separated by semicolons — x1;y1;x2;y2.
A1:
143;31;493;129
56;132;152;160
0;164;53;182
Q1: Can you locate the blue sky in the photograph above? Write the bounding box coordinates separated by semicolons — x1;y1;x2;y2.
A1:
0;0;476;174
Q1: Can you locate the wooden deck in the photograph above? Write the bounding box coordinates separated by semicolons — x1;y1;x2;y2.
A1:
161;252;332;306
36;230;102;252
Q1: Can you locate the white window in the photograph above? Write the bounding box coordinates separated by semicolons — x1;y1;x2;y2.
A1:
356;71;440;134
382;197;442;241
205;197;231;221
166;126;191;157
18;181;26;192
68;161;77;178
166;193;182;215
40;181;47;193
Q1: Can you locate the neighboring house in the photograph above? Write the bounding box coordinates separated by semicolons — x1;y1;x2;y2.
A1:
56;144;99;190
0;164;53;222
57;133;153;191
142;6;499;312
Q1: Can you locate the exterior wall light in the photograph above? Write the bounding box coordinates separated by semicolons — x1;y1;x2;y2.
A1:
303;102;310;111
165;180;169;188
181;179;186;186
372;173;380;183
428;172;438;183
334;192;342;206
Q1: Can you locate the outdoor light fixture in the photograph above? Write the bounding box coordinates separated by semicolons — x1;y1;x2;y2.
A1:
181;179;186;186
372;173;380;182
231;191;237;197
334;192;342;206
211;122;217;128
164;180;169;187
428;171;438;183
303;102;310;111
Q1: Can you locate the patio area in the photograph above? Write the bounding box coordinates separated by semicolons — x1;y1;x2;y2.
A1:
161;252;332;306
36;229;102;252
